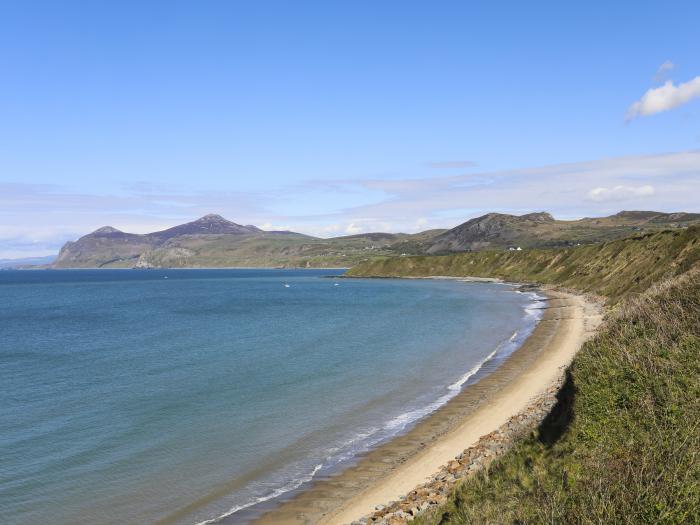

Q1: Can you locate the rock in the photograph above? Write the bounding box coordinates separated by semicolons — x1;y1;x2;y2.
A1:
361;376;570;525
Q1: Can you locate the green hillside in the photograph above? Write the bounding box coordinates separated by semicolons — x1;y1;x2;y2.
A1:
53;214;444;269
415;268;700;524
347;226;700;303
349;227;700;523
53;211;700;269
132;232;413;269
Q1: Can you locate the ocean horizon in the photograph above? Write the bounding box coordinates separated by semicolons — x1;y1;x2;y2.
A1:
1;269;544;525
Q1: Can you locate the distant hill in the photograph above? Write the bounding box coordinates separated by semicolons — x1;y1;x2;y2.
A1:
0;255;56;269
147;214;262;240
423;210;700;253
53;214;437;268
347;227;700;524
52;211;700;268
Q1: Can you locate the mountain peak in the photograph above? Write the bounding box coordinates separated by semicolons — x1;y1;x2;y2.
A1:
196;214;227;222
92;226;123;235
521;212;554;222
426;211;559;253
613;210;662;220
148;214;261;239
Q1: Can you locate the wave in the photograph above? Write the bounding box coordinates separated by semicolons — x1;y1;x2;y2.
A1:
379;343;503;435
519;291;547;321
192;288;546;525
193;464;323;525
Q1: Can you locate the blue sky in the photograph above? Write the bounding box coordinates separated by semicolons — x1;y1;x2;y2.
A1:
2;1;700;257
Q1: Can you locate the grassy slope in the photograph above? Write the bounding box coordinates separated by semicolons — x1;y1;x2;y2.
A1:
134;233;406;268
422;212;700;254
415;268;700;524
348;227;700;524
347;226;700;303
68;232;445;269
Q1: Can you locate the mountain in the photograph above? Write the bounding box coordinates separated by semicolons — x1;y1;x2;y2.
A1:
53;214;439;268
423;210;700;253
52;211;700;268
426;212;556;253
0;255;56;269
55;225;163;268
55;215;301;268
146;214;262;240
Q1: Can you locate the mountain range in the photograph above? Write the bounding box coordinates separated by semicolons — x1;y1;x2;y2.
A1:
52;210;700;268
0;255;57;269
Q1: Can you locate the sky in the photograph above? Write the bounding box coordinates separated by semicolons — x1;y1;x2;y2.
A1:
1;1;700;258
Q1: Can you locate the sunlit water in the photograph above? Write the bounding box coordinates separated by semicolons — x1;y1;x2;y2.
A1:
0;269;544;524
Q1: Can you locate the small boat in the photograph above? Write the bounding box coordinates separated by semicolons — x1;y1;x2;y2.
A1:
283;283;290;288
334;283;339;286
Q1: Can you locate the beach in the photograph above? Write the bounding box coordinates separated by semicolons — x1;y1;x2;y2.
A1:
254;288;603;525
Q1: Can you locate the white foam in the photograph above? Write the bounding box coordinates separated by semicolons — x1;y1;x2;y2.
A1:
383;340;506;434
194;463;323;525
322;427;383;465
447;346;500;391
521;291;547;321
193;288;546;524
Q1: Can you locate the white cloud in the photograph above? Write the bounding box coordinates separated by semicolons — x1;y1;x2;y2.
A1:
415;217;428;229
344;223;362;234
626;76;700;120
319;224;342;234
2;150;700;257
319;151;699;228
588;185;655;202
654;60;675;83
260;222;292;231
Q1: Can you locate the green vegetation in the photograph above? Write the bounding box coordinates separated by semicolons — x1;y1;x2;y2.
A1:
53;214;446;269
53;210;700;269
414;268;700;524
350;227;700;523
347;226;700;303
88;233;422;269
422;210;700;254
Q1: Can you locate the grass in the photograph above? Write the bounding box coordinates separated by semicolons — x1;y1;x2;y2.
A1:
346;226;700;303
347;228;700;524
413;269;700;524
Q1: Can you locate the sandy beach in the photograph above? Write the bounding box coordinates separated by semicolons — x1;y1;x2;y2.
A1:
253;288;602;525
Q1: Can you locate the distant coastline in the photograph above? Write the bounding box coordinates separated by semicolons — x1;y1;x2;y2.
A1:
48;211;700;271
8;266;351;271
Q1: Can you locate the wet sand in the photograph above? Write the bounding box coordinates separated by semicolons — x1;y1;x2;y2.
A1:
253;289;602;525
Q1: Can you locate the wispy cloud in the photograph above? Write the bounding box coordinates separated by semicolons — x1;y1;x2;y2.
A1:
312;150;700;229
588;185;655;202
627;76;700;120
0;182;271;258
1;150;699;257
653;60;675;83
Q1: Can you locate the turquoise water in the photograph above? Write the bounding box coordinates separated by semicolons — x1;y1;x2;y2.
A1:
0;269;543;525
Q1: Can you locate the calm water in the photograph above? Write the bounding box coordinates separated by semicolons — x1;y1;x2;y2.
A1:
0;269;543;525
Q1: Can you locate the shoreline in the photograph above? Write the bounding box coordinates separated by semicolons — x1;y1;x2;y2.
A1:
252;288;602;525
35;266;351;271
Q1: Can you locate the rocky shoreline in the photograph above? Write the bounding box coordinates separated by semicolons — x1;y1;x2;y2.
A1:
254;290;601;525
351;376;567;525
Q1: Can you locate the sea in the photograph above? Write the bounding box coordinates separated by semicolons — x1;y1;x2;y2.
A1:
0;269;545;525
